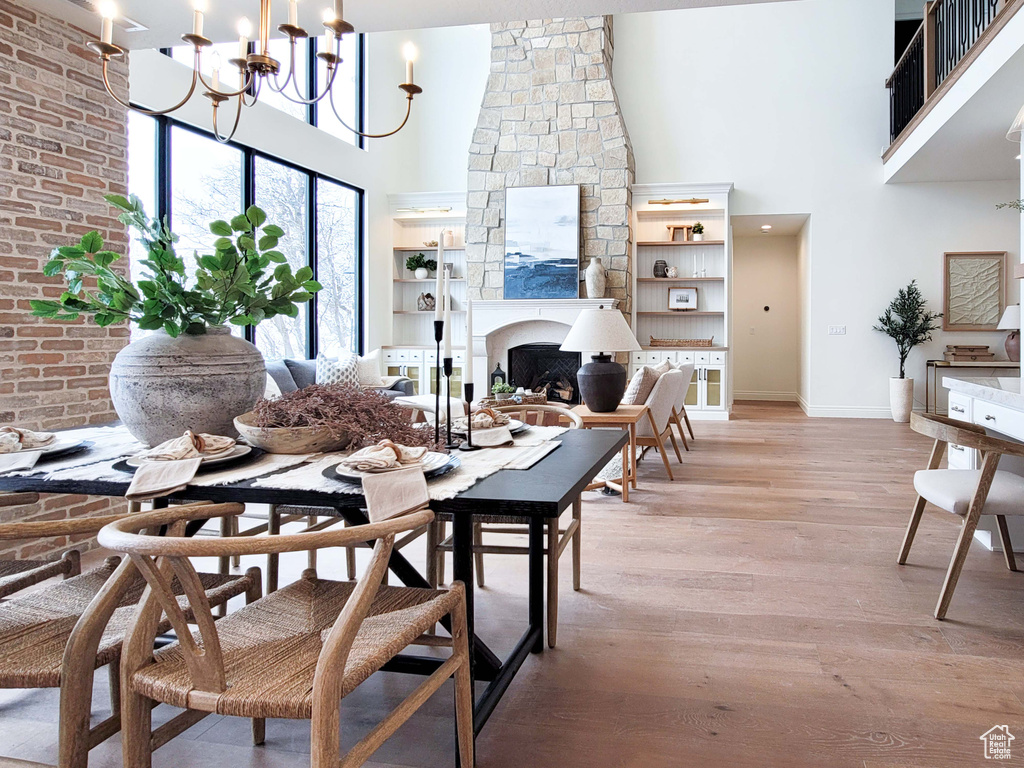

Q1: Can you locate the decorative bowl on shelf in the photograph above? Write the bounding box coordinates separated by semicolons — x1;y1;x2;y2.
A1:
233;411;350;454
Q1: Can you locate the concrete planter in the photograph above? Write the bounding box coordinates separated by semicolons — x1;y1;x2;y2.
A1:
585;257;606;299
889;377;914;423
109;326;266;446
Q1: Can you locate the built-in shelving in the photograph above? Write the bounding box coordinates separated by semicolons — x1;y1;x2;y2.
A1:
636;277;724;283
394;278;467;284
637;311;724;317
641;346;729;351
394;310;466;315
636;240;726;247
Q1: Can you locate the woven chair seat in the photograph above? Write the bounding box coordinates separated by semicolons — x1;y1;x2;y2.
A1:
0;558;255;689
130;575;460;720
0;556;75;597
274;504;336;517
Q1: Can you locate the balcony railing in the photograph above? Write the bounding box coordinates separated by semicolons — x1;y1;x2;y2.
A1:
886;0;1009;147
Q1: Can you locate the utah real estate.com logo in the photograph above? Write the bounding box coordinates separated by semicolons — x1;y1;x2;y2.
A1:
980;725;1014;760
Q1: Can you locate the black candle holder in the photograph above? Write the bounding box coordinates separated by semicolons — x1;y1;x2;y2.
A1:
459;382;480;451
433;320;444;446
443;356;458;449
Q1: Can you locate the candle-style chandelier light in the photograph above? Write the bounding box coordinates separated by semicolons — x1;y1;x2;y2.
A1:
87;0;421;143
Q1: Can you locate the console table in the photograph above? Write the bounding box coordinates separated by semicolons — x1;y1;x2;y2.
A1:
925;359;1019;414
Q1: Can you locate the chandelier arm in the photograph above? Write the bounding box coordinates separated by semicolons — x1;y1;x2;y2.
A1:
273;59;341;106
197;69;258;100
212;95;244;144
329;83;415;139
267;39;298;95
100;58;200;117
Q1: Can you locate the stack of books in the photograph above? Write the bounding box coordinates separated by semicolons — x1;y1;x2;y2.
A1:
944;345;995;362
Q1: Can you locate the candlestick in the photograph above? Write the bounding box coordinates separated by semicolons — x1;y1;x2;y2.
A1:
434;319;443;446
98;2;116;45
288;0;298;27
465;298;474;387
403;42;417;85
434;242;445;321
459;382;480;451
237;17;251;59
211;51;222;91
442;267;452;359
192;0;205;37
444;357;457;450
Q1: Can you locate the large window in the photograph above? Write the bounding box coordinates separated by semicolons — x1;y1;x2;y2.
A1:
168;35;362;145
126;114;363;358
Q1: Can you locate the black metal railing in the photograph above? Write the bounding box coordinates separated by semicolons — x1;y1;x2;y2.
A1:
888;27;925;146
887;0;1008;146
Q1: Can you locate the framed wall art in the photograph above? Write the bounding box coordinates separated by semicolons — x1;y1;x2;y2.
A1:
668;287;698;311
943;251;1008;331
503;184;581;300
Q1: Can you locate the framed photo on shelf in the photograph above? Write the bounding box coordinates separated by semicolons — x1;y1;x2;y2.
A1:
943;251;1008;331
668;287;698;311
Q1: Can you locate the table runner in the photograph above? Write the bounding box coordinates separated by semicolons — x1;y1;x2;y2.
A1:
0;426;143;477
252;425;568;501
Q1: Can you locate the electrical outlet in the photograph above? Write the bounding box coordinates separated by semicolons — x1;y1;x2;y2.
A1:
828;325;846;336
749;327;755;335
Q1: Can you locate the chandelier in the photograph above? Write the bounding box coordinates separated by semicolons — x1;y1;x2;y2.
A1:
87;0;421;143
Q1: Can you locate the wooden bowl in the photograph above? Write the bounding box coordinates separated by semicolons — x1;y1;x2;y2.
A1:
233;412;350;454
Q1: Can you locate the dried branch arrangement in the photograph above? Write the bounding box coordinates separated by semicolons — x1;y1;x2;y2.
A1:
251;384;441;451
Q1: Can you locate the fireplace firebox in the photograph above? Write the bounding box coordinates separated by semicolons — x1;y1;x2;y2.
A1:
507;343;581;405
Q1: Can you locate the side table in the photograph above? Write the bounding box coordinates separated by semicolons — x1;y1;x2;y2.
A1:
571;404;651;503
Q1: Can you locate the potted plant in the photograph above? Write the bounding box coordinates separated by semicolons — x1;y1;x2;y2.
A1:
406;252;437;280
691;222;705;242
31;194;321;445
873;280;942;423
491;382;516;401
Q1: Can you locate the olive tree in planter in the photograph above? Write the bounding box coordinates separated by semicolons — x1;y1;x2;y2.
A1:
32;194;321;446
873;280;942;423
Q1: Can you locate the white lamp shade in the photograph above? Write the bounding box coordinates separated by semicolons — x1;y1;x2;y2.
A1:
998;304;1021;330
560;308;641;354
1009;105;1024;141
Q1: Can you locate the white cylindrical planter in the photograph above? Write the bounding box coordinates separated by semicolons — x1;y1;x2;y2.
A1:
889;377;914;423
415;268;429;279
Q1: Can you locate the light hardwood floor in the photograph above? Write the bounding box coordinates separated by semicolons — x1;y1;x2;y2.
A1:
3;401;1024;767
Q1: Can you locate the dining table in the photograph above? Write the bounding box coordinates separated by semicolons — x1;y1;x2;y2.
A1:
0;424;627;747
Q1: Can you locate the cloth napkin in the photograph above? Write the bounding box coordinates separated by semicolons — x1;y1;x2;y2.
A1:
125;457;203;501
141;430;235;461
0;426;56;453
469;426;514;448
362;466;430;522
0;450;43;474
453;408;511;431
339;440;429;472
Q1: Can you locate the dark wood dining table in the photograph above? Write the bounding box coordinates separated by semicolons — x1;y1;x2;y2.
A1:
0;425;626;744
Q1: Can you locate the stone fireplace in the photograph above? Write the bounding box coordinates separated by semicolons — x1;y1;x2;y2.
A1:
465;16;635;311
508;343;581;404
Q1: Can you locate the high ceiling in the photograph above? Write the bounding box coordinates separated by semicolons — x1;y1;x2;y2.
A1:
26;0;792;48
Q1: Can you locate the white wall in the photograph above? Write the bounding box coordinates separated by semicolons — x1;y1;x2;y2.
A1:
797;219;812;407
733;236;799;400
614;0;1020;416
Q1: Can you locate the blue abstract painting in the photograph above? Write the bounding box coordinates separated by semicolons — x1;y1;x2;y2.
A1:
503;185;580;300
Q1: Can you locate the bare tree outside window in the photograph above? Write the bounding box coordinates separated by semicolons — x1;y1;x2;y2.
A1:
317;178;359;356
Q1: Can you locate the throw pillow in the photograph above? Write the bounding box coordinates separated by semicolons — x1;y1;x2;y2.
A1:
357;348;385;388
653;359;673;375
622;365;662;406
264;372;282;399
316;352;360;389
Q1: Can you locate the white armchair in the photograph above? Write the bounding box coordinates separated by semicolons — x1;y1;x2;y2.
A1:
635;370;686;480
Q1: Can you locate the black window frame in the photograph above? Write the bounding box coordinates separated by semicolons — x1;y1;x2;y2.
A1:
131;109;365;357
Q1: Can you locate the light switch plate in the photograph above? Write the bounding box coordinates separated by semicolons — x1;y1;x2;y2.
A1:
828;325;846;336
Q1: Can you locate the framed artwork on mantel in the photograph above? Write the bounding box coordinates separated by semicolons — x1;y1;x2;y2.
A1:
943;251;1008;331
503;184;580;300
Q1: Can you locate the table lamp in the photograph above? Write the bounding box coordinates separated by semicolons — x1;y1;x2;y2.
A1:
998;304;1020;362
560;306;641;412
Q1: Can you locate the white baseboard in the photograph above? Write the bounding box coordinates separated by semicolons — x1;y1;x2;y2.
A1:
800;404;894;419
734;391;799;403
687;410;731;421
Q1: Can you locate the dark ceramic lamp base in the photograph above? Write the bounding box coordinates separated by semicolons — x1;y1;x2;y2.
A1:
1007;331;1020;363
577;353;627;412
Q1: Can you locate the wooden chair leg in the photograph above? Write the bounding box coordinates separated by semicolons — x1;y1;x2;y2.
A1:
681;404;695;440
62;548;81;579
230;514;241;568
436;520;447;586
547;516;559;648
307;515;319;570
107;657;121;720
121;685;154;768
451;597;475;768
267;505;280;593
252;717;266;746
653;435;675;481
673;411;690;451
898;495;927;565
343;520;357;580
426;519;439;588
996;515;1018;572
572;496;582;592
473;522;485;588
668;429;683;462
935;511;983;620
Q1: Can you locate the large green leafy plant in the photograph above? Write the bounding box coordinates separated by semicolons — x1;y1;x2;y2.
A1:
31;194;321;337
873;280;943;379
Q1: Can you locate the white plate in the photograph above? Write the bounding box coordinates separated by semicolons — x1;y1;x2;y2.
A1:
126;444;250;468
451;418;527;437
330;451;452;484
39;439;86;456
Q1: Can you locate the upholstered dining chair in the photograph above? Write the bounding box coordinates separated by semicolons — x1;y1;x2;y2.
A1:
97;490;473;768
0;511;259;768
635;370;686;480
429;403;583;648
0;492;83;599
670;362;696;450
899;412;1024;619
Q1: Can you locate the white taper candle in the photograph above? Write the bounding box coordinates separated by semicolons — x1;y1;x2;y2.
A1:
443;268;452;359
465;298;473;386
434;242;444;321
288;0;298;27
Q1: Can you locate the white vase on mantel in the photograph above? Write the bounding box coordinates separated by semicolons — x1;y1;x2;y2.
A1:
889;377;914;423
585;257;606;299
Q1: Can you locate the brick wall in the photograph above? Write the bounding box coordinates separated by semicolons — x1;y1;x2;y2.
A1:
0;1;130;559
